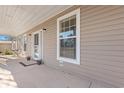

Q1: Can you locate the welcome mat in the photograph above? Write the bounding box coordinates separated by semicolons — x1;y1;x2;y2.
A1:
19;62;38;67
19;60;43;67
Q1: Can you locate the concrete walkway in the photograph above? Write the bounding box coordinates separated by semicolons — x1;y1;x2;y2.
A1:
0;57;114;88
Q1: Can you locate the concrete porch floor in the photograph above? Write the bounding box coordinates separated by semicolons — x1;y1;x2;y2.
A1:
0;57;114;88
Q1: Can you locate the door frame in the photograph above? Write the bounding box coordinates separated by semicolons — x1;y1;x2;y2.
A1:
32;30;43;60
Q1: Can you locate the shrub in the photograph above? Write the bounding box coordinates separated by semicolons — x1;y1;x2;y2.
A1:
4;49;13;55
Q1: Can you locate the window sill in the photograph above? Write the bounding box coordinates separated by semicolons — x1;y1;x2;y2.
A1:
57;57;80;65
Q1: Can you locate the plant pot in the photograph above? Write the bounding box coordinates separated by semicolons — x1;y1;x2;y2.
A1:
26;56;31;61
37;60;43;65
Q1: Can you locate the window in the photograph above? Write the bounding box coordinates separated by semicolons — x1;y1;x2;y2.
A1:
34;34;39;45
34;33;39;58
57;9;80;65
11;40;17;50
23;35;27;51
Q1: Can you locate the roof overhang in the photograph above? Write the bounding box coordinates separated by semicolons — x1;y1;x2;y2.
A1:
0;5;72;36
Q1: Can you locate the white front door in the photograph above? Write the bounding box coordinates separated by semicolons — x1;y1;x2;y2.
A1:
33;31;41;60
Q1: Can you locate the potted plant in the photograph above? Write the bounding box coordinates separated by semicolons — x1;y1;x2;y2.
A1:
37;60;44;65
26;56;31;61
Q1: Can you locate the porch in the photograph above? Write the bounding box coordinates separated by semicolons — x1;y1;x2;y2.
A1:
0;56;113;88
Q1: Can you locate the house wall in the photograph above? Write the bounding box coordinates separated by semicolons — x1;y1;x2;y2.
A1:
19;5;124;87
0;43;11;52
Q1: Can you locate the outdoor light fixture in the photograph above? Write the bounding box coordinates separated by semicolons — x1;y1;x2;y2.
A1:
29;34;32;36
42;28;47;31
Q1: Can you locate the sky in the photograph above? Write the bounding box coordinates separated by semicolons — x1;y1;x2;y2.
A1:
0;35;12;41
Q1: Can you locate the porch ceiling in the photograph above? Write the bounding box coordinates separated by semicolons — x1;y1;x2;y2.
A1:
0;5;71;36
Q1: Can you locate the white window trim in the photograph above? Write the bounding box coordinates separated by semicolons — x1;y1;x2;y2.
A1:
57;8;80;65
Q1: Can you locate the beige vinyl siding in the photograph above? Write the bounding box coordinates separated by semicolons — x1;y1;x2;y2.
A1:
23;5;124;87
80;5;124;87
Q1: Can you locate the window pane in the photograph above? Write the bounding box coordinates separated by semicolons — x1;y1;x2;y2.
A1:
70;26;76;36
60;27;76;38
34;34;39;45
60;28;64;38
24;43;26;51
34;46;39;58
59;15;76;38
60;38;76;59
24;36;27;51
70;15;76;26
65;20;69;28
60;21;65;29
